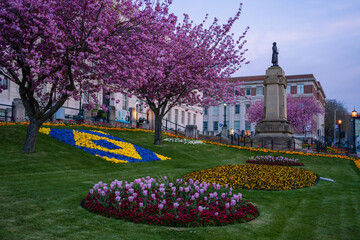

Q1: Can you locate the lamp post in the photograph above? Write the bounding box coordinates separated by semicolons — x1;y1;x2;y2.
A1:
223;103;227;127
338;119;342;144
352;109;357;154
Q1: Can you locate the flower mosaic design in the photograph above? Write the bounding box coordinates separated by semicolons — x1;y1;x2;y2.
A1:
82;176;259;227
39;128;170;163
184;164;318;191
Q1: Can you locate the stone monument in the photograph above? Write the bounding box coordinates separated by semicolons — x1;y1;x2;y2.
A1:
253;43;301;149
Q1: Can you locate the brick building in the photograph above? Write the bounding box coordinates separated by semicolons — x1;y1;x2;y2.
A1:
203;74;326;140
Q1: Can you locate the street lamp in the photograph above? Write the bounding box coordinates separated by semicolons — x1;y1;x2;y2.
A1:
338;119;342;143
352;109;357;153
223;103;227;127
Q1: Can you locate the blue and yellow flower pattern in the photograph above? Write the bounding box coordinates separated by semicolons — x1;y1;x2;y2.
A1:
39;128;170;163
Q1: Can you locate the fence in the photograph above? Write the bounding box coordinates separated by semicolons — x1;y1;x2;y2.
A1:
0;103;14;122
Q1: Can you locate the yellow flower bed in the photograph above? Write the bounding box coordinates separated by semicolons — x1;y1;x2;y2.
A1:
184;164;318;191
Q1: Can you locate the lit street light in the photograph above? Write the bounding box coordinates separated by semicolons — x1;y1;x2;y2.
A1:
351;109;357;154
338;119;342;144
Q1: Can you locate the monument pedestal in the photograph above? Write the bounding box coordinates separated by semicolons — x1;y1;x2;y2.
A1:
253;66;302;149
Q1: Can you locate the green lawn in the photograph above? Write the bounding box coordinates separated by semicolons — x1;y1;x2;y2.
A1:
0;125;359;240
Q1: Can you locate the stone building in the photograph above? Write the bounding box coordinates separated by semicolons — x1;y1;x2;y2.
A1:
203;74;326;140
0;75;203;131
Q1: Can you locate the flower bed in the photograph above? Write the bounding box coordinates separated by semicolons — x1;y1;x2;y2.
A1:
163;138;204;145
184;164;318;191
246;155;304;166
82;176;259;227
39;128;170;163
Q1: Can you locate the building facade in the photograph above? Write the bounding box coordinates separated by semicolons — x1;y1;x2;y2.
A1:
203;74;326;140
0;76;203;131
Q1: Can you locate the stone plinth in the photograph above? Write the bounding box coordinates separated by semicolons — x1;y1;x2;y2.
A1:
185;125;197;138
12;98;26;121
253;66;301;149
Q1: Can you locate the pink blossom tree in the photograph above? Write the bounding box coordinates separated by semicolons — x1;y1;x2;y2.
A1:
0;0;173;152
246;96;324;133
116;4;249;144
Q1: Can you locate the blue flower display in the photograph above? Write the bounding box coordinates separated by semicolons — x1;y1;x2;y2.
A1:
39;128;170;163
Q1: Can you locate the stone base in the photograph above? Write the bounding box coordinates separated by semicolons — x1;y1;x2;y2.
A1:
252;135;302;150
255;120;293;135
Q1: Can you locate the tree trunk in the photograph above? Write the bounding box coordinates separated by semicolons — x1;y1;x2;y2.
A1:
154;113;163;145
22;118;42;153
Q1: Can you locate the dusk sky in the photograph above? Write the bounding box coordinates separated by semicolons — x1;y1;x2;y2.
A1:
169;0;360;112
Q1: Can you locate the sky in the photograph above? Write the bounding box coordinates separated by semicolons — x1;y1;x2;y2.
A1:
169;0;360;112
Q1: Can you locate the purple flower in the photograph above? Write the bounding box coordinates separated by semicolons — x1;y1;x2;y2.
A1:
116;196;121;202
115;190;120;196
89;189;93;194
231;199;236;206
169;183;174;187
204;197;208;201
221;193;226;198
179;187;184;192
173;202;179;209
101;191;105;196
139;202;143;208
143;190;148;196
128;188;134;194
158;204;164;210
215;212;219;216
185;187;190;193
171;187;176;192
128;196;134;202
198;206;204;212
225;203;230;208
151;193;156;199
164;176;167;180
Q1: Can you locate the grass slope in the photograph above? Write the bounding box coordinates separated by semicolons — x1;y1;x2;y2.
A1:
0;125;359;240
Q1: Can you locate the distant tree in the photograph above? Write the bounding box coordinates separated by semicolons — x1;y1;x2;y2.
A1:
0;0;172;153
246;96;324;133
324;99;350;141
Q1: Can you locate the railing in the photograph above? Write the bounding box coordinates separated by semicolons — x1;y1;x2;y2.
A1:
0;103;14;122
162;118;186;135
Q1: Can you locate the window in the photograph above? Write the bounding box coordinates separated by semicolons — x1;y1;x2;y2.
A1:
203;121;208;131
235;104;240;114
245;120;251;131
193;114;196;125
234;86;241;96
122;95;128;110
167;109;171;121
234;121;240;130
225;105;230;115
0;75;8;88
187;112;191;125
297;84;304;94
181;111;185;124
213;121;218;131
245;104;250;113
213;106;219;115
245;87;251;96
175;109;179;123
256;86;263;95
286;85;291;94
204;108;208;115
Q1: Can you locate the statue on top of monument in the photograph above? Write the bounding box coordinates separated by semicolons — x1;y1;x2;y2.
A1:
272;42;279;67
